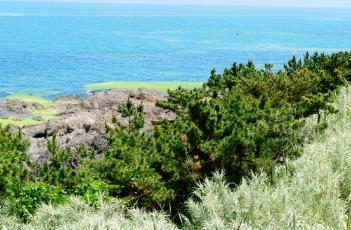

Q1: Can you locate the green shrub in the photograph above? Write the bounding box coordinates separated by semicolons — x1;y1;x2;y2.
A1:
85;98;179;208
38;136;93;192
0;126;31;196
9;182;66;221
156;52;351;185
74;177;109;204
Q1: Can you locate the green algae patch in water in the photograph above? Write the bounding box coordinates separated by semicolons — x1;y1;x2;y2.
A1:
85;82;203;93
0;93;58;127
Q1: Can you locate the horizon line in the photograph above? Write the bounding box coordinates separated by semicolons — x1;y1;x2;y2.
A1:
3;1;351;9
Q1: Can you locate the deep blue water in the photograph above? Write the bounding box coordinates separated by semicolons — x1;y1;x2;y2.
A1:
0;3;351;98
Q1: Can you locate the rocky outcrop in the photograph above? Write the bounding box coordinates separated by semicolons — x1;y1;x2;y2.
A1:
0;99;44;113
3;89;175;164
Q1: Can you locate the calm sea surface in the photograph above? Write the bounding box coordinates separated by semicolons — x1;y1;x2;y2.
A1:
0;3;351;98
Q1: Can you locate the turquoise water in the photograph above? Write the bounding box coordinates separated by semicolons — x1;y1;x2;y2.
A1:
0;3;351;98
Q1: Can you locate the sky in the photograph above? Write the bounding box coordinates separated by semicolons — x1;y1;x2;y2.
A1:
5;0;351;8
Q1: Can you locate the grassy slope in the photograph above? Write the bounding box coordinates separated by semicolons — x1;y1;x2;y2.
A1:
2;88;351;229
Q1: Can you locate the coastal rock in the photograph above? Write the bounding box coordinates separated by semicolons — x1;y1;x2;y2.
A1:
22;88;175;164
0;99;44;113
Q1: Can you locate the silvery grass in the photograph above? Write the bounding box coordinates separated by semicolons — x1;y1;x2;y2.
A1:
0;197;177;230
3;88;351;229
183;87;351;229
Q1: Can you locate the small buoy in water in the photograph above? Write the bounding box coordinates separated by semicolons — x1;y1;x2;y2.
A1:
235;32;240;36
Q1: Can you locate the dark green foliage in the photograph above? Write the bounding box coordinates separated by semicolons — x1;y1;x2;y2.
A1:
116;97;145;132
156;52;351;184
157;87;303;184
86;98;179;208
38;136;93;191
9;182;66;220
0;126;31;196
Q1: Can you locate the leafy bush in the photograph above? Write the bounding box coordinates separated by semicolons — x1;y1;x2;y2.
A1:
9;182;66;221
74;177;109;204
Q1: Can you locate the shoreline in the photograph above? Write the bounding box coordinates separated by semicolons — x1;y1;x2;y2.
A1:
84;81;203;93
0;81;203;127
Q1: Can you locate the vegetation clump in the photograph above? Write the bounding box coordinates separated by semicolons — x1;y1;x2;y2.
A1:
1;52;351;228
3;87;351;228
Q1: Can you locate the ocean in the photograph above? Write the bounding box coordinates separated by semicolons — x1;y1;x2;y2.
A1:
0;2;351;98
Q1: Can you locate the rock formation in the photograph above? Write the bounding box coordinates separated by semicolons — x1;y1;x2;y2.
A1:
0;89;175;164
